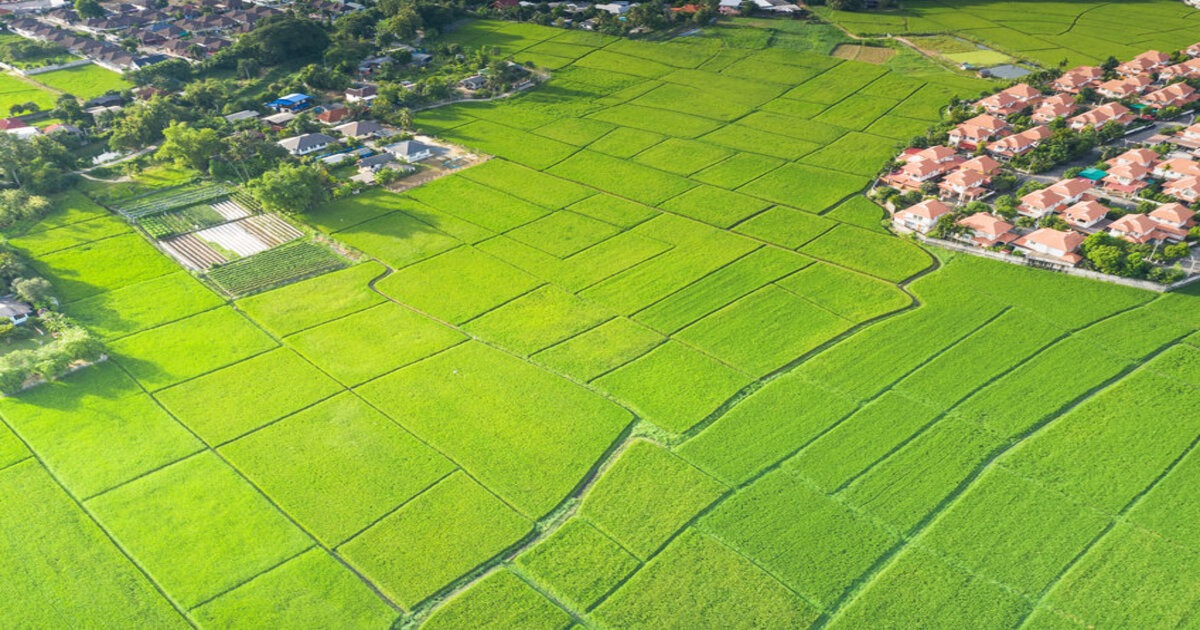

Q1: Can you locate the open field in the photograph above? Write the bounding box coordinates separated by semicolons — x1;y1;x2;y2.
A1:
5;12;1200;629
29;63;133;99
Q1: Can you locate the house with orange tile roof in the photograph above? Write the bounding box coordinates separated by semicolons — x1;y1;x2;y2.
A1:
1116;50;1171;77
976;83;1043;117
1170;123;1200;150
1014;228;1085;264
1108;213;1172;244
1142;83;1200;109
1188;42;1200;58
1048;178;1094;204
1096;75;1153;100
939;168;988;201
1152;157;1200;181
1018;188;1067;218
1062;200;1109;229
1165;175;1200;204
959;155;1002;177
1052;66;1103;93
956;212;1016;246
883;146;962;190
1160;58;1200;81
892;199;953;234
1031;94;1079;124
1149;203;1196;237
947;114;1010;149
1107;148;1159;169
1103;163;1153;194
987;125;1052;159
1069;103;1135;131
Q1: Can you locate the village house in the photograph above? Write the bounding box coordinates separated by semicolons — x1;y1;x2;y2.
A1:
1108;147;1159;170
1153;157;1200;181
892;199;953;234
316;107;353;125
459;75;487;91
947;114;1010;150
1096;75;1152;100
1164;175;1200;203
1030;94;1079;124
1107;213;1181;244
1142;83;1200;109
883;145;961;190
1116;50;1171;76
383;139;436;163
278;132;335;156
1148;202;1197;238
1014;228;1085;264
345;84;377;103
1069;103;1135;130
1052;66;1103;93
976;83;1043;117
1018;188;1067;218
1188;42;1200;58
0;297;33;326
959;155;1003;178
333;120;385;140
1160;58;1200;81
1062;200;1109;229
1171;123;1200;150
956;212;1016;247
987;125;1052;159
939;168;989;201
1103;163;1154;194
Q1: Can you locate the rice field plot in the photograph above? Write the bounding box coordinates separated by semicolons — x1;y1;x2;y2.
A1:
658;184;771;228
0;365;202;499
532;117;615;146
549;150;696;206
813;94;900;132
917;466;1110;597
205;241;347;297
691;152;785;190
504;210;620;258
235;262;385;337
632;138;734;177
515;518;641;610
634;246;811;334
9;215;129;258
593;530;819;628
631;82;761;122
458;158;592;209
374;246;542;323
588;126;667;159
594;341;750;434
800;132;901;177
531;316;665;382
700;469;896;607
32;233;178;303
735;111;849;145
776;262;912;323
699;124;821;161
676;285;854;377
462;285;612;356
800;224;932;282
831;44;897;64
574;49;675;79
220;393;455;546
826;546;1029;629
63;272;222;340
190;548;396;629
783;61;886;105
441;119;575;170
1129;444;1200;550
406;176;549;233
581;440;725;560
739;163;870;213
1041;523;1200;628
0;461;187;627
422;570;570;630
31;63;131;98
357;341;632;517
154;348;342;445
1000;350;1200;514
337;471;532;610
108;307;278;391
286;302;465;387
333;211;460;270
588;103;723;139
85;452;314;609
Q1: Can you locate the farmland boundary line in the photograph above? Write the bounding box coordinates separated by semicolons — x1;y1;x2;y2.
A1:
0;454;33;475
183;545;317;613
333;469;461;549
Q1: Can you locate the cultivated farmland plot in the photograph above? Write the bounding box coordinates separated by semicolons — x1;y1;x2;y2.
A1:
9;10;1200;630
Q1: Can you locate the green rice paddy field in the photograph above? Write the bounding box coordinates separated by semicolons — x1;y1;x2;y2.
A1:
6;12;1200;629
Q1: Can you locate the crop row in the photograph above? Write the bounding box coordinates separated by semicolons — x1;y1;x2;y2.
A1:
114;183;231;219
207;241;346;297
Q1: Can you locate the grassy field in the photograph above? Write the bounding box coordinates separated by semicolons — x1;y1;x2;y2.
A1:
5;11;1200;629
30;63;133;99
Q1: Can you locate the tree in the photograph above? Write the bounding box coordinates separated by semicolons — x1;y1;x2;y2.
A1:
827;0;863;9
1162;242;1190;262
236;16;331;65
74;0;104;18
108;97;187;150
156;122;223;172
12;277;54;309
51;94;89;128
247;163;330;214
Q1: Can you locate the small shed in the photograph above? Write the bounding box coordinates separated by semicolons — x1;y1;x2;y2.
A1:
0;297;33;325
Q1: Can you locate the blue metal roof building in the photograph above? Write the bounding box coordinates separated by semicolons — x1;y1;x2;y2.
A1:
266;93;313;111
